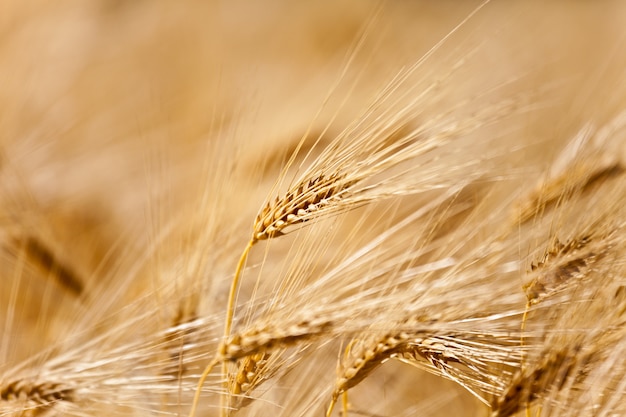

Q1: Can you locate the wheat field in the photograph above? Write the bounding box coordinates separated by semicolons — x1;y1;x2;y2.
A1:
2;1;626;416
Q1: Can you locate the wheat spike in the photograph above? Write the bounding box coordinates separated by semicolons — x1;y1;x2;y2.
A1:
253;173;357;241
0;379;74;407
224;315;334;360
523;233;610;305
515;116;626;225
228;352;270;409
398;333;526;402
5;235;84;297
328;324;527;416
327;330;411;417
492;346;586;417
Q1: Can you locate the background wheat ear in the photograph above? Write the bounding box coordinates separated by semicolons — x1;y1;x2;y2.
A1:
0;379;74;412
491;345;585;417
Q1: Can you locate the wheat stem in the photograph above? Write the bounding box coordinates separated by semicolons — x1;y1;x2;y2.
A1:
341;391;349;417
189;239;254;417
225;239;255;342
188;356;220;417
221;239;255;417
326;393;337;417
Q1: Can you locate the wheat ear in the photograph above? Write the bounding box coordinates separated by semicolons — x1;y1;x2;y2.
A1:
515;115;626;225
8;234;84;297
0;379;74;408
492;345;586;417
227;351;271;411
226;347;307;414
327;318;435;417
523;234;607;306
189;308;335;417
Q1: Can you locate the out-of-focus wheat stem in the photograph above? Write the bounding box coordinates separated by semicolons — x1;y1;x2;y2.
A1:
188;356;220;417
189;239;254;417
220;240;255;416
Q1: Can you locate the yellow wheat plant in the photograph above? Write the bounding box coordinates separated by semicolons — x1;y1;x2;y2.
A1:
1;1;626;417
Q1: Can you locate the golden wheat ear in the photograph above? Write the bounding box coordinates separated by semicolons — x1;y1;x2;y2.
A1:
492;346;584;417
227;351;270;411
327;330;411;417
